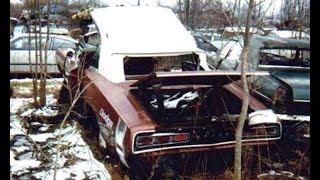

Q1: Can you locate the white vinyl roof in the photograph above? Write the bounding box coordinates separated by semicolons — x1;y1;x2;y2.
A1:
90;6;200;55
90;6;208;83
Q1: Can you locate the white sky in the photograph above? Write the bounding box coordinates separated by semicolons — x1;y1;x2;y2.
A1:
11;0;283;15
102;0;282;15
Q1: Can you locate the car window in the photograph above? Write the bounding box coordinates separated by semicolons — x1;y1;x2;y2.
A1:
259;49;310;67
11;37;47;50
194;36;218;52
52;38;76;50
11;37;29;50
30;37;47;50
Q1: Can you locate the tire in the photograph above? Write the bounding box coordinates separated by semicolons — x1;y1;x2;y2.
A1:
58;79;71;105
78;102;100;143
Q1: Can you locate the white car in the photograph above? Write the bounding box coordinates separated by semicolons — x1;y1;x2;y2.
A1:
10;34;78;74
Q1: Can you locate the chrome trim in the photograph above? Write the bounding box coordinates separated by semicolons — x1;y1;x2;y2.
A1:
132;127;281;155
136;132;190;148
115;118;128;167
116;145;129;168
276;114;310;122
293;99;310;103
253;90;271;101
258;64;310;71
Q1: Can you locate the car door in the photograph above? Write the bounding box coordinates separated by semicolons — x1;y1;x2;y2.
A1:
10;36;51;73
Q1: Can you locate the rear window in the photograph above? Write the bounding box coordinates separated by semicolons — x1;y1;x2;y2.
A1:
259;48;310;67
124;54;201;77
52;38;76;50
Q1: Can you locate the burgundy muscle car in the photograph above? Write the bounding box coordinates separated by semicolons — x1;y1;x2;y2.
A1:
55;6;284;178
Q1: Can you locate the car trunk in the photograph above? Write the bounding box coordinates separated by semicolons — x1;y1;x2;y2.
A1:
130;71;269;125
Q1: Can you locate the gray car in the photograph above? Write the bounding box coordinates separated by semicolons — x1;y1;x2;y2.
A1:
209;35;310;119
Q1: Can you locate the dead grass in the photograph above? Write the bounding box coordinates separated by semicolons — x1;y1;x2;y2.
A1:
10;78;64;98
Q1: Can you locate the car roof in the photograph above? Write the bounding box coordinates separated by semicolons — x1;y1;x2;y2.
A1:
231;34;309;50
10;33;78;43
90;6;200;54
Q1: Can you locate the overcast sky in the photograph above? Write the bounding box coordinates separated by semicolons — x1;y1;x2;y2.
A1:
11;0;282;16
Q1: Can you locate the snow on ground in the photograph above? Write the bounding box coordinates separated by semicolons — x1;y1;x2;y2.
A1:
10;78;111;180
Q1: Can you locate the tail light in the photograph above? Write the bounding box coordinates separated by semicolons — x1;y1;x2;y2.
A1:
136;133;189;148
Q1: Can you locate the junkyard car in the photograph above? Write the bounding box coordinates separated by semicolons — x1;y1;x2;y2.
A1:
56;7;283;178
209;35;310;121
10;34;77;74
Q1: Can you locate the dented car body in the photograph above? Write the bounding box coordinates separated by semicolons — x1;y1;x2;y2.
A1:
81;70;281;168
56;7;285;175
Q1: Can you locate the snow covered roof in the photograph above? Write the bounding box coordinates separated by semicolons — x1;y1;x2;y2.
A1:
90;6;200;55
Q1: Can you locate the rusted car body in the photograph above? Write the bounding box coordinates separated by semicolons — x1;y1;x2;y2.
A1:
56;6;284;177
80;70;281;166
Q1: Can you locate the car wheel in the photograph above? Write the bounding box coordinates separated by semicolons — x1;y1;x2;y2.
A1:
58;79;71;105
78;102;100;143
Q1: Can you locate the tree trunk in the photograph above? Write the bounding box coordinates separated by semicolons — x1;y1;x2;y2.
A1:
38;0;46;107
233;0;254;179
185;0;190;27
33;1;40;108
40;0;51;107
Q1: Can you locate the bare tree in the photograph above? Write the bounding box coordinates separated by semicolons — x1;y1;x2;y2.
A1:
234;0;255;179
23;0;51;107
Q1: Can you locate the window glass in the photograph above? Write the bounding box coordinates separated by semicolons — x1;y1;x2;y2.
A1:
11;37;29;50
52;38;76;50
259;49;310;67
11;37;47;50
30;37;47;50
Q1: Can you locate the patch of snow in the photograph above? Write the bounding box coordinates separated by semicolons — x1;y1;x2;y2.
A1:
38;124;52;132
10;98;33;114
34;106;59;117
20;108;36;118
11;158;42;176
10;116;26;136
29;133;56;143
46;94;58;105
13;146;31;154
11;78;111;179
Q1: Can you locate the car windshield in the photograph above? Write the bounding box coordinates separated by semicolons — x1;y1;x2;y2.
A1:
194;36;218;52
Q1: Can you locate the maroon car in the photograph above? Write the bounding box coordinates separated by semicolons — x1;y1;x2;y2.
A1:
55;6;284;179
57;59;282;177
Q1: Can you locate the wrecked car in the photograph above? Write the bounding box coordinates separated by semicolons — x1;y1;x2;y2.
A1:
209;35;310;118
56;6;283;178
10;34;77;75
